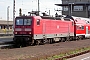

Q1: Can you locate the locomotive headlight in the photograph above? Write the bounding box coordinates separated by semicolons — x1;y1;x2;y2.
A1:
29;32;31;34
15;32;17;34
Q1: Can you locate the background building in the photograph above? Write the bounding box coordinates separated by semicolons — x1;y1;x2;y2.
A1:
0;20;13;29
55;0;90;18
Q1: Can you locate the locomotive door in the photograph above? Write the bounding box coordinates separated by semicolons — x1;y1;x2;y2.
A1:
68;23;70;35
86;26;88;34
43;22;46;36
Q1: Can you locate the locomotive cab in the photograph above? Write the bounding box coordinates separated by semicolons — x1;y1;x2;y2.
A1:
13;16;34;46
15;17;32;34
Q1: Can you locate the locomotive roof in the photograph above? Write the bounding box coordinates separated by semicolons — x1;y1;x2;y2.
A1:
40;16;61;20
16;16;32;18
16;15;74;21
16;16;62;20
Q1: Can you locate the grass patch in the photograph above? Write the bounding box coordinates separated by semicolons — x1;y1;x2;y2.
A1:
40;47;90;60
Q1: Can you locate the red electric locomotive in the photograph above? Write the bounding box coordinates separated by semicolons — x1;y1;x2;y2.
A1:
13;14;74;46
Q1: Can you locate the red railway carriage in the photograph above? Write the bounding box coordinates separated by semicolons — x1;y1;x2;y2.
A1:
74;19;86;39
74;17;90;39
13;16;74;46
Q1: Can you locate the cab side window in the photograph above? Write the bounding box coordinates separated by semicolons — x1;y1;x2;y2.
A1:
37;19;40;25
81;26;84;30
76;26;84;30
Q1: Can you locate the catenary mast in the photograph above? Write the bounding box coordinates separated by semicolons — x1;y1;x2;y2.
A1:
13;0;15;29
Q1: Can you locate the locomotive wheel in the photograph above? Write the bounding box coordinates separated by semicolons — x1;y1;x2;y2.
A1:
67;37;73;41
40;39;45;45
48;39;53;44
13;38;20;48
36;40;40;45
70;37;74;41
80;36;85;40
79;36;82;40
66;37;70;41
76;36;79;40
61;38;65;42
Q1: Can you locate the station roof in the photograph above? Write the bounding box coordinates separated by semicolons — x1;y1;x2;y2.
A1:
55;2;90;6
0;20;13;25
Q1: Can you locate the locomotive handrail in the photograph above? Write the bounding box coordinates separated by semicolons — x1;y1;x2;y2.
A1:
64;18;71;21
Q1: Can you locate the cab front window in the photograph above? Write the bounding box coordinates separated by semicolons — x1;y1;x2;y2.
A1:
16;19;23;25
24;19;32;25
16;18;32;25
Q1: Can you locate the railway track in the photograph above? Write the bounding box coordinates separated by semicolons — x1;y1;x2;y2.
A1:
0;34;88;49
0;37;89;60
0;41;14;49
0;38;89;49
0;36;89;49
0;36;14;49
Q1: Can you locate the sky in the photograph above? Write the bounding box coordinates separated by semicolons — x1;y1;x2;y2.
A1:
0;0;62;20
